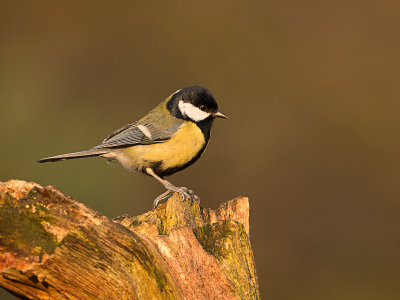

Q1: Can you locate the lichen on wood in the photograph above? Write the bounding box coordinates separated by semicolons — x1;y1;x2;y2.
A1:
0;180;259;299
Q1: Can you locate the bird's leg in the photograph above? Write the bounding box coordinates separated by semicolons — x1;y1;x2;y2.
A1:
145;167;194;203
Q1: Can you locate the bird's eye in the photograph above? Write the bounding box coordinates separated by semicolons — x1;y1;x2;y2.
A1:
199;105;206;111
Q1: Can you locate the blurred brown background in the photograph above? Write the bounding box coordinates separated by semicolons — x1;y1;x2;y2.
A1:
1;1;399;299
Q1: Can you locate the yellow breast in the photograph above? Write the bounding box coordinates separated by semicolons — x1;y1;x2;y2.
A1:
118;122;206;174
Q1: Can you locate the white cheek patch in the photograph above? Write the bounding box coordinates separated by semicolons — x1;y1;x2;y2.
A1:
178;100;211;122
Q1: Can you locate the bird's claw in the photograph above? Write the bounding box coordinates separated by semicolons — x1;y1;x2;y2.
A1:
153;190;174;208
153;187;200;208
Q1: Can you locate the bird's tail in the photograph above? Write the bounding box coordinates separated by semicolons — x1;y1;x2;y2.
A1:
37;149;107;163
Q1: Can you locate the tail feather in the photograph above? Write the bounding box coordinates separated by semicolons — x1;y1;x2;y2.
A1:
38;149;107;163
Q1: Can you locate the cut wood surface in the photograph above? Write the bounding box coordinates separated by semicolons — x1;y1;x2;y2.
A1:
0;180;259;299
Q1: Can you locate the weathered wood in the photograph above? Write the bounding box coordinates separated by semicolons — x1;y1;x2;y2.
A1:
0;180;259;299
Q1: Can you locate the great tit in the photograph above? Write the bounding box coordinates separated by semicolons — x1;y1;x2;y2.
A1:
38;86;227;206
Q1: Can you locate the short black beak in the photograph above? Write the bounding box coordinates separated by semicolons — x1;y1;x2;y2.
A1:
214;110;228;119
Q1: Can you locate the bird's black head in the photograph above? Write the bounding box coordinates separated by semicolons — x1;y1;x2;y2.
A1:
167;86;227;122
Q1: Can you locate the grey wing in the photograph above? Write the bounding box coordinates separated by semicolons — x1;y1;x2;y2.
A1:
102;121;137;142
94;122;181;149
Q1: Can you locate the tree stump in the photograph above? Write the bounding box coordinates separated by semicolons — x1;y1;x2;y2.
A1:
0;180;259;299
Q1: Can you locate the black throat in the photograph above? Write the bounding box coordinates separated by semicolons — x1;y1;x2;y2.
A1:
195;117;214;141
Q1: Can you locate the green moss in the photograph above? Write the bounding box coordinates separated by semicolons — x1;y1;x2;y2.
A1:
155;194;204;235
61;229;100;253
194;219;259;299
153;266;167;293
194;224;216;254
0;195;59;259
121;235;176;299
194;220;240;259
26;187;42;201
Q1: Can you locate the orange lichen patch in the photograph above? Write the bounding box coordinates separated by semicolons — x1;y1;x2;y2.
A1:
0;252;39;272
0;180;42;199
40;223;70;243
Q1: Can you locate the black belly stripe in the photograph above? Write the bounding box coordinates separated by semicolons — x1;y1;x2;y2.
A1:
153;140;209;177
145;118;213;177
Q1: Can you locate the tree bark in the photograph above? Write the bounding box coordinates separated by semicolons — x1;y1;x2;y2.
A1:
0;180;259;299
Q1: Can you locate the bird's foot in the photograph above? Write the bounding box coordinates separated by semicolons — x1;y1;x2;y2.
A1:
153;187;200;208
167;185;200;203
176;187;200;202
170;186;192;199
146;168;200;207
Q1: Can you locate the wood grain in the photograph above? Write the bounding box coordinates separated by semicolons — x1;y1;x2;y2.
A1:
0;180;259;299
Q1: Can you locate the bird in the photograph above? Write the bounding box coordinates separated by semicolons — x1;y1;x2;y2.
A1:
38;86;227;207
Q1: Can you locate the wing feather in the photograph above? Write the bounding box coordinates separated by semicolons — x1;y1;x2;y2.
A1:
103;121;137;142
94;122;181;149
